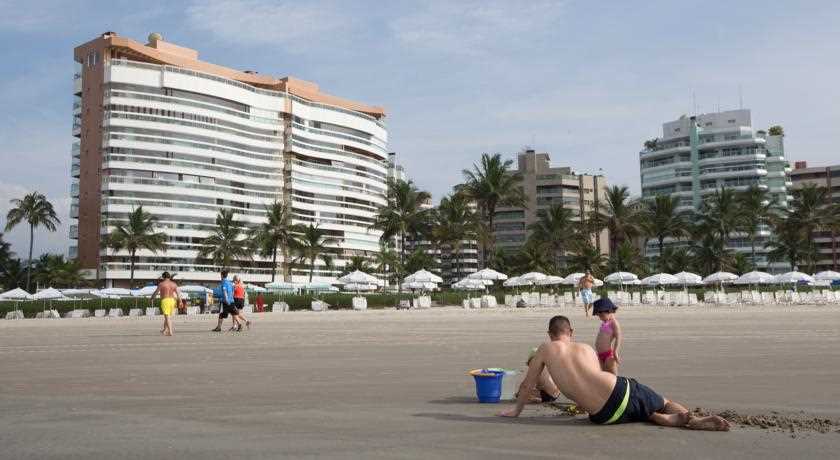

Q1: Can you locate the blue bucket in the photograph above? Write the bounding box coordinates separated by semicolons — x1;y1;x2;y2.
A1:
469;369;505;403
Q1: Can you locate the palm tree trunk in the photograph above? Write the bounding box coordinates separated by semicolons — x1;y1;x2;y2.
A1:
26;224;34;291
308;255;314;282
129;249;136;288
658;236;664;271
487;209;495;269
271;244;278;283
397;232;405;299
750;233;756;270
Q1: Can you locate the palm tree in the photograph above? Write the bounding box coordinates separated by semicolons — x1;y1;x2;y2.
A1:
693;234;734;274
343;255;373;275
431;193;477;281
608;240;646;275
599;185;642;256
373;243;400;286
291;224;338;282
1;258;25;290
528;204;576;271
660;247;694;274
0;232;14;279
736;185;772;270
765;216;807;271
514;241;554;274
403;248;438;276
101;206;167;287
4;192;60;291
567;240;607;276
787;184;830;272
34;254;84;288
195;209;251;271
250;201;293;283
461;153;526;267
370;179;431;291
697;189;740;245
642;195;687;268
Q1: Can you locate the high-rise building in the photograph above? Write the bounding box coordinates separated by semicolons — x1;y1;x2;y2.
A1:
493;149;609;257
790;161;840;271
72;32;388;286
639;109;791;271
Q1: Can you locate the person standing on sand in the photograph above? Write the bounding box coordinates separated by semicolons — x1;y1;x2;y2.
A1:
149;272;181;336
592;298;622;375
212;270;242;332
232;275;251;330
578;271;595;316
499;315;731;431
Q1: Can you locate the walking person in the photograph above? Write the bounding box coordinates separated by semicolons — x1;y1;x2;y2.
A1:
149;271;181;336
578;270;595;316
232;275;251;330
211;270;242;332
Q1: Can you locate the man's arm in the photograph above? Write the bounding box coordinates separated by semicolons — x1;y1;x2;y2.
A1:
149;286;160;305
499;345;548;417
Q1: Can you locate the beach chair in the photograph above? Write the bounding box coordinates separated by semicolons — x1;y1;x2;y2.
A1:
462;299;470;309
145;307;159;317
504;295;512;306
688;293;698;305
5;310;24;320
94;309;107;317
563;292;573;305
65;309;91;318
108;308;123;317
185;306;200;315
310;300;329;311
470;298;481;309
352;296;367;310
760;292;774;305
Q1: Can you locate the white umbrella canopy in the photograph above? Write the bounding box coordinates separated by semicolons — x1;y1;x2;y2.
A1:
703;271;739;285
0;287;34;300
99;287;132;297
338;270;382;286
562;273;585;285
452;279;486;290
32;288;67;300
342;283;377;291
673;271;703;285
814;271;840;281
404;269;443;284
773;271;815;284
536;275;565;286
402;281;437;290
61;288;104;298
734;271;775;285
519;272;547;283
502;276;522;287
179;285;213;293
468;268;508;281
604;272;640;284
132;285;158;296
641;273;679;286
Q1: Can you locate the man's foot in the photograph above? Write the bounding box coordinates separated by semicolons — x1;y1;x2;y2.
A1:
686;415;731;431
236;323;243;332
211;327;221;332
246;321;251;330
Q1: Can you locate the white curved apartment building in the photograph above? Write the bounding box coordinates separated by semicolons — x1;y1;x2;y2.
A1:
72;32;387;286
639;109;791;271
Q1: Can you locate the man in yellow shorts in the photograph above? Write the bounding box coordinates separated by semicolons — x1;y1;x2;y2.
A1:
150;272;182;336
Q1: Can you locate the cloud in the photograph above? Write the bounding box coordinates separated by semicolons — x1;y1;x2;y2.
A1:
0;0;74;33
389;0;565;56
185;0;349;51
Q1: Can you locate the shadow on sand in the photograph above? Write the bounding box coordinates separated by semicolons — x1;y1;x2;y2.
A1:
413;412;588;427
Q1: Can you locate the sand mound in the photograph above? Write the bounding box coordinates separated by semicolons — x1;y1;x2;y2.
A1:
693;408;840;435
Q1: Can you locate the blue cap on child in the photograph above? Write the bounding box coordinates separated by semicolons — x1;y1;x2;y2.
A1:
592;297;617;314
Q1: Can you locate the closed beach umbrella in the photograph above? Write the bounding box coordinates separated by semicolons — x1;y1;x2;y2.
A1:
468;268;508;281
604;272;639;284
734;271;775;285
702;272;738;285
641;273;679;287
404;269;443;284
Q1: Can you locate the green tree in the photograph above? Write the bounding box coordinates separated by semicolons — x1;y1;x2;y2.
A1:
567;240;606;276
736;185;772;270
4;192;60;291
34;254;84;288
0;232;14;281
765;217;807;271
403;248;438;276
599;185;643;256
373;244;400;287
642;195;687;268
101;206;167;288
767;125;784;136
291;224;338;282
660;247;693;274
693;234;735;274
514;241;554;274
608;240;647;275
1;258;25;290
461;153;526;267
528;204;576;271
343;255;373;275
431;193;477;281
196;209;251;272
250;201;293;283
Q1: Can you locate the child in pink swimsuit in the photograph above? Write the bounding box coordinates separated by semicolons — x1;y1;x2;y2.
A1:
592;298;622;375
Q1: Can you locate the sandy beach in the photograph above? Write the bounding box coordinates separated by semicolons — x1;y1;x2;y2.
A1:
1;304;839;459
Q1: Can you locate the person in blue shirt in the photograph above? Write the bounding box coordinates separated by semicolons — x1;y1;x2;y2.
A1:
211;270;244;332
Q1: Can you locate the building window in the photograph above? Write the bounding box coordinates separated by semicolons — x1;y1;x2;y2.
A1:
728;119;736;123
87;51;99;68
705;122;713;127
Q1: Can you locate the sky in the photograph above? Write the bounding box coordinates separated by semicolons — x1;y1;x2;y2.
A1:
1;0;839;259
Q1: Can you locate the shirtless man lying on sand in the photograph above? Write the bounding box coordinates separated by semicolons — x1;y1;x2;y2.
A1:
499;315;731;431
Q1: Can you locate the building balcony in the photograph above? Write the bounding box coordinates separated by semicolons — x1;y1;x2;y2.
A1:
68;245;78;259
69;225;78;240
73;74;82;95
71;142;80;158
70;165;80;178
70;182;79;197
70;205;79;218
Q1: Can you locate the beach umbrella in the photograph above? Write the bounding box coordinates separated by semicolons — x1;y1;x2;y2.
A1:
468;268;508;281
604;272;639;284
33;288;67;300
562;273;585;285
503;276;522;287
132;285;158;297
180;285;212;294
702;272;738;285
673;271;703;286
452;279;486;290
61;288;103;298
338;270;382;286
641;273;679;287
814;271;840;282
734;271;775;285
772;271;814;285
404;269;443;284
401;281;437;291
100;287;132;297
519;272;547;284
536;275;565;286
342;283;377;292
0;288;34;300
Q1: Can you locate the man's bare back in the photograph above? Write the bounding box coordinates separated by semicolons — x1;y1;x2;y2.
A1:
155;279;178;299
539;341;617;414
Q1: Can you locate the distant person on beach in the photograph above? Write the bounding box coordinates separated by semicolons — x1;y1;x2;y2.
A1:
232;275;251;330
212;270;242;332
499;315;730;431
149;272;181;336
516;347;561;403
592;298;622;375
255;293;265;312
578;271;595;316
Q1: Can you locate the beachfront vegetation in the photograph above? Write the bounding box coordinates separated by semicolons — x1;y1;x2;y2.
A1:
290;223;338;283
101;206;168;288
249;201;293;283
4;192;61;291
